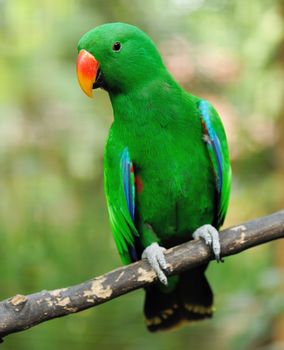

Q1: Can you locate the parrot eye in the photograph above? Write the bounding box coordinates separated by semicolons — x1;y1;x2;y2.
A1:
112;41;122;52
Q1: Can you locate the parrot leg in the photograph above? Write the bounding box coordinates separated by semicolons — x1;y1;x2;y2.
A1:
193;224;223;262
142;243;168;285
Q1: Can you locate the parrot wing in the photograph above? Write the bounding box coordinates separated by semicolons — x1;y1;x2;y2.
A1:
105;147;139;264
198;99;232;228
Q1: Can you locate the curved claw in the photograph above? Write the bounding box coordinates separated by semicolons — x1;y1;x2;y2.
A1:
142;243;168;285
193;224;223;262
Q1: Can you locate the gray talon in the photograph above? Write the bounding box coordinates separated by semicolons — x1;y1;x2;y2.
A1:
142;243;168;285
193;224;222;262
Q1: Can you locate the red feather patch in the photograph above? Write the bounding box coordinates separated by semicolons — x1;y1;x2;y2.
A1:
135;175;144;193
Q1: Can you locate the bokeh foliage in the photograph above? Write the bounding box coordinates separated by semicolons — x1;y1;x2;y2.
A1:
0;0;284;349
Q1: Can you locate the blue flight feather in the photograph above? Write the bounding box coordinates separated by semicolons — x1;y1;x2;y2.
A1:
121;147;135;221
199;100;223;193
211;136;223;192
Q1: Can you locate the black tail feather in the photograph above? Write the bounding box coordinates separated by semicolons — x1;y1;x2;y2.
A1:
144;265;213;332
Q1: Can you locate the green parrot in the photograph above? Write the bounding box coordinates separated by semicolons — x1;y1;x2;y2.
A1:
76;22;231;332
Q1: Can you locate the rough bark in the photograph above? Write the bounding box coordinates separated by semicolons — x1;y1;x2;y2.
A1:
0;210;284;341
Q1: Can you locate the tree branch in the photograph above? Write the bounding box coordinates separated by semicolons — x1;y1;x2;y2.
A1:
0;210;284;340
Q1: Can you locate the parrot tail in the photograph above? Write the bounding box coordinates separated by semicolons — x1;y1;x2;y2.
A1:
144;265;213;332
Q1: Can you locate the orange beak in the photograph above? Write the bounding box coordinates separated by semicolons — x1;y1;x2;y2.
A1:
76;49;99;98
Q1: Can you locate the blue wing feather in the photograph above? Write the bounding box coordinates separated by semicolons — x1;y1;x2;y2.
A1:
198;99;231;227
121;148;135;221
211;134;223;193
120;147;137;261
105;143;138;265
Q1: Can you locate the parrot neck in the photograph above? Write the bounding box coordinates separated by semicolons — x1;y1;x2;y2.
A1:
108;72;191;126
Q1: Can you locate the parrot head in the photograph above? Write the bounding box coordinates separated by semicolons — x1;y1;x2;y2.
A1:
76;22;165;97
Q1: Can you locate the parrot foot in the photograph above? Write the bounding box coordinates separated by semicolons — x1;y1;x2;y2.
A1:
142;243;168;285
193;224;223;263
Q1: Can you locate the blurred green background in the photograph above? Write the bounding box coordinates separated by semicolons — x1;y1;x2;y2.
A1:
1;0;284;349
